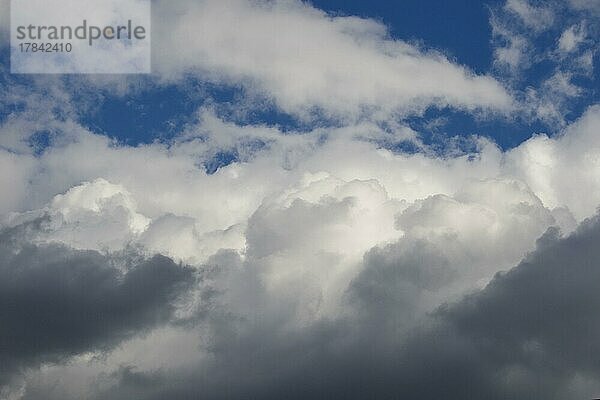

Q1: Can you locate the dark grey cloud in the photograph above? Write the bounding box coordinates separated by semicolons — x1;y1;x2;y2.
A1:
0;221;195;386
432;216;600;398
364;214;600;399
91;214;600;400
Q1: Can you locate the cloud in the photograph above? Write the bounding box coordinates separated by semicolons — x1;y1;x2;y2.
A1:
558;24;587;53
151;0;513;121
489;0;597;125
4;105;600;259
0;220;195;387
568;0;600;14
521;72;583;126
506;105;600;219
427;213;600;398
504;0;554;32
37;178;150;251
490;1;552;75
0;104;599;398
0;0;514;122
33;211;600;400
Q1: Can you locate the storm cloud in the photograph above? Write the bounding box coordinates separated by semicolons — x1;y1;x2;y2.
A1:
0;221;195;385
87;214;600;400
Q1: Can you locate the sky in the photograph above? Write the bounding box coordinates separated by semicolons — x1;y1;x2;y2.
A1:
0;0;600;399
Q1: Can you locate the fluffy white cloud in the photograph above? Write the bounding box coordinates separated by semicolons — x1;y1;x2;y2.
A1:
151;0;513;121
4;179;151;252
4;106;600;255
507;105;600;220
2;0;513;116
